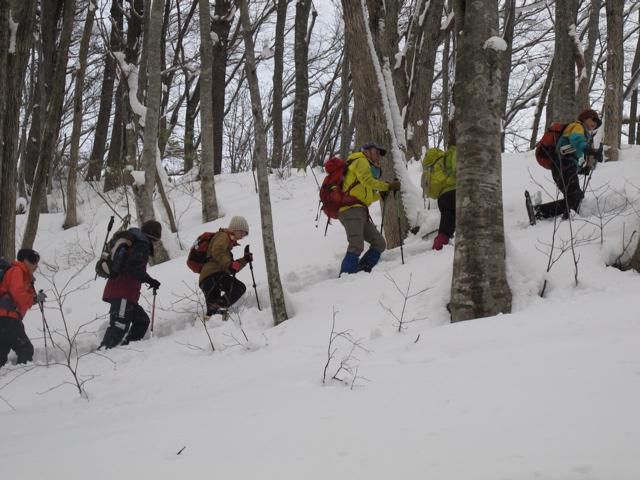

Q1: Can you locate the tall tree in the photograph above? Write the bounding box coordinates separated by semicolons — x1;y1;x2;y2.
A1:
498;0;515;152
270;0;287;169
238;0;288;326
575;0;601;111
549;0;578;124
199;0;220;222
134;0;170;262
64;0;96;230
211;0;235;175
402;0;446;161
603;0;623;161
291;0;312;169
22;0;75;249
86;0;122;181
0;0;35;258
629;9;640;145
341;0;411;250
449;0;512;321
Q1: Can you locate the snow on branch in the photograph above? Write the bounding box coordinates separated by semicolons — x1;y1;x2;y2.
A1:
113;52;148;126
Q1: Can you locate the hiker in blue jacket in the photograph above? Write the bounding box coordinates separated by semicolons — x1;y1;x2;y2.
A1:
534;109;601;220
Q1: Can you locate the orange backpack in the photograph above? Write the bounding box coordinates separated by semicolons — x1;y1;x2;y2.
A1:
534;122;567;169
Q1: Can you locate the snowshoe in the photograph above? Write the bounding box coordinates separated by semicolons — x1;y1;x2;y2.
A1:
525;190;536;226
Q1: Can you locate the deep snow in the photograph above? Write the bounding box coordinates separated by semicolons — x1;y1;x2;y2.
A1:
2;147;640;479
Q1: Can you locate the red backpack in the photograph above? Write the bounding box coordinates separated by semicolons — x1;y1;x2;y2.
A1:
186;232;216;273
534;122;567;169
319;156;361;219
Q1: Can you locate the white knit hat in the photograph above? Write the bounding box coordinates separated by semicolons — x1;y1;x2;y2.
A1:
228;215;249;234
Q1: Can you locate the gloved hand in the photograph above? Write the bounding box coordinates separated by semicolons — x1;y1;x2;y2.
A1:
35;290;47;304
387;180;401;191
147;278;161;290
243;245;253;263
230;260;242;273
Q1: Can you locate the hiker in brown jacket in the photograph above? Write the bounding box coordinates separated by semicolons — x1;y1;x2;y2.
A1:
199;216;253;318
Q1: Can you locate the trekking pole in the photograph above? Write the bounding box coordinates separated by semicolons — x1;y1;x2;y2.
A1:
314;199;322;227
395;190;405;265
245;245;261;311
95;216;115;280
37;293;49;366
380;192;387;233
150;287;157;338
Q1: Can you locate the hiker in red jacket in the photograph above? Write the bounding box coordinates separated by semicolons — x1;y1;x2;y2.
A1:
0;249;42;367
99;221;162;349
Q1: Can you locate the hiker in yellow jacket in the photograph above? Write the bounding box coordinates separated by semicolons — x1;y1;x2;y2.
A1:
422;132;457;250
338;141;400;275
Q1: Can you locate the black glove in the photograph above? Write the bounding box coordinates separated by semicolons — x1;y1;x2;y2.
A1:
243;244;253;263
387;180;401;191
147;278;161;290
35;290;47;304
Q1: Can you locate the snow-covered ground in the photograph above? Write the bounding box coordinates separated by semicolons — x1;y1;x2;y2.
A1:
2;148;640;479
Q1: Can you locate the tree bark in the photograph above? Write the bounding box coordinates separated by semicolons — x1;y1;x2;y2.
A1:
238;0;288;326
629;10;640;145
134;0;169;263
449;0;512;321
271;0;287;169
291;0;312;169
63;1;96;230
199;0;220;222
575;0;601;110
498;0;515;152
549;0;578;123
22;0;74;248
184;78;199;173
603;0;623;161
341;0;410;249
86;0;122;181
211;0;234;175
402;0;446;161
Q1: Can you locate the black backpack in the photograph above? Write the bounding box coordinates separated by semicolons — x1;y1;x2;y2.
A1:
95;230;137;279
0;258;13;285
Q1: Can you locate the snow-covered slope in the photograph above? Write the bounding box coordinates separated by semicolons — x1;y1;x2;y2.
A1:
2;148;640;479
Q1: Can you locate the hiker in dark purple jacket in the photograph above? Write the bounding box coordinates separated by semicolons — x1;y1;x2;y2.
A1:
99;221;162;349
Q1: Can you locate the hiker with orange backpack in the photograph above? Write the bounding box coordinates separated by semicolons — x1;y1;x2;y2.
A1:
337;142;400;276
0;249;43;367
531;109;601;222
196;216;253;318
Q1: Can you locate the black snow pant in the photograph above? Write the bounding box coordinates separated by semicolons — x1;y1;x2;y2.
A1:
535;158;584;220
100;299;150;349
200;272;246;311
0;316;34;367
437;189;456;238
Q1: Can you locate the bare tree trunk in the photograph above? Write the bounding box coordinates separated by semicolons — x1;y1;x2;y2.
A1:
341;0;410;249
22;0;75;249
530;57;554;149
239;0;288;326
549;0;578;123
271;0;287;169
402;0;446;161
576;0;601;110
184;78;199;173
199;0;219;222
498;0;515;152
63;1;96;230
629;11;640;145
0;0;7;191
449;0;512;322
135;0;169;263
339;41;352;159
103;80;127;192
211;0;234;175
86;0;122;181
291;0;313;170
603;0;623;162
0;0;35;258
